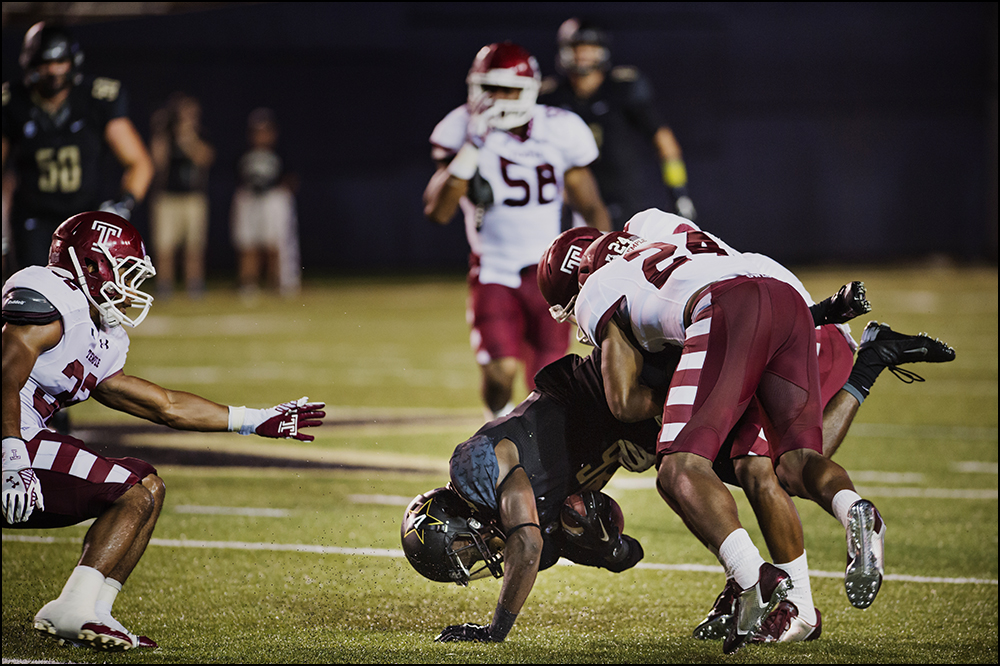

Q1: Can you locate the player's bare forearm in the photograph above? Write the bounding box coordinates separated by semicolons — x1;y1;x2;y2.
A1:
91;373;229;431
495;526;542;616
423;163;467;225
601;322;661;422
106;117;154;201
564;166;611;231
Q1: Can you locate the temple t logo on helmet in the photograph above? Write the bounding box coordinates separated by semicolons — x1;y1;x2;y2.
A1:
538;227;605;323
48;211;156;329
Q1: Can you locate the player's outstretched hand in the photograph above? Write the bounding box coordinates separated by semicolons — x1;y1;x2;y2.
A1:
435;623;495;643
248;397;326;441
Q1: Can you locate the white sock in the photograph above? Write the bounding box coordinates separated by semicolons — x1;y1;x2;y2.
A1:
832;489;863;529
718;528;766;590
55;566;106;614
95;578;129;634
775;551;817;625
487;401;515;421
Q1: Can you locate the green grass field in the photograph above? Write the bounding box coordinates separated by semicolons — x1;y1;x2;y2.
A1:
2;263;997;664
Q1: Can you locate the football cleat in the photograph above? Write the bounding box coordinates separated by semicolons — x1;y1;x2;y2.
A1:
723;563;792;655
130;633;158;649
34;618;132;651
692;578;739;640
859;321;956;382
845;499;886;609
751;601;822;643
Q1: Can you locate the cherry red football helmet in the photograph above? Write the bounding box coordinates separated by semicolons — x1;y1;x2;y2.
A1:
467;41;541;131
48;211;156;328
577;230;647;289
537;226;605;322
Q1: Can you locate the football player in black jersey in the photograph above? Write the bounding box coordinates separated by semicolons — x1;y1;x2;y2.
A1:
539;18;696;230
401;347;662;643
2;22;153;279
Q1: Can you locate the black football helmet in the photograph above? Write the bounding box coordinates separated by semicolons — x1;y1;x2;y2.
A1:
400;487;505;586
20;22;84;93
556;18;611;76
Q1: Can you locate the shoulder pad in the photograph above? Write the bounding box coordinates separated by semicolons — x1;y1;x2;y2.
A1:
2;287;61;325
90;77;122;102
610;66;640;83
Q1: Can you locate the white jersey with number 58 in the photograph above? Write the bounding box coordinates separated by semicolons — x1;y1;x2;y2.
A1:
430;104;599;288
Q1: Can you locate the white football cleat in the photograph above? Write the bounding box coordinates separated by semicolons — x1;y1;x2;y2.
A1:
751;601;822;642
34;599;132;651
845;499;886;609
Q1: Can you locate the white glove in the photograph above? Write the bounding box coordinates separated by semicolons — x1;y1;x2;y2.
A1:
466;93;500;148
229;397;326;442
98;195;136;221
674;195;697;221
3;437;44;524
616;438;656;473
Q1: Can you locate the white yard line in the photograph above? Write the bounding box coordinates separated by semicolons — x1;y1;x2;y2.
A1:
5;534;995;586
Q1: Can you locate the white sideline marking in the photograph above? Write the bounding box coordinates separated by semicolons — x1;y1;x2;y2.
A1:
173;505;292;517
607;476;998;499
4;534;995;586
951;461;998;474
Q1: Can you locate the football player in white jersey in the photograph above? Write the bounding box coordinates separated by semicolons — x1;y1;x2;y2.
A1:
1;211;325;651
423;41;610;421
545;211;893;654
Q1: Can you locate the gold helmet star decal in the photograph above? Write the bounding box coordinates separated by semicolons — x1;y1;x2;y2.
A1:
403;497;445;544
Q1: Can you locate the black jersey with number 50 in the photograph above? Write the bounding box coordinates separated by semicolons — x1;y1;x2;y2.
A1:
2;76;129;222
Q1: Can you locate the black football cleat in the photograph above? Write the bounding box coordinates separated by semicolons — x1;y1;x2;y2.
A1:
859;321;956;383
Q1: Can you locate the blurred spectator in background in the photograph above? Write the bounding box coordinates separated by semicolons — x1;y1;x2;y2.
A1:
149;92;215;300
230;108;300;302
1;21;154;278
423;41;610;421
539;18;696;231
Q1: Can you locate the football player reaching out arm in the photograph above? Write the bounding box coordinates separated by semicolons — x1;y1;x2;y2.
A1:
435;438;542;643
2;319;323;445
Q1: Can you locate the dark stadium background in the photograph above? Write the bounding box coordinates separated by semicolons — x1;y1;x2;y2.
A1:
2;2;996;277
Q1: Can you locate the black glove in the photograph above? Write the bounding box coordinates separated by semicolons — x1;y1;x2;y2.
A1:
435;623;495;643
810;281;871;326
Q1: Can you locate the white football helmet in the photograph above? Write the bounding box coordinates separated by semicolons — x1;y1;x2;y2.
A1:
466;41;541;131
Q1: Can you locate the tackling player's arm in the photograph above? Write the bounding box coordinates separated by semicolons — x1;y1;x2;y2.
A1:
104;117;154;204
563;165;611;231
423;158;469;225
601;321;664;423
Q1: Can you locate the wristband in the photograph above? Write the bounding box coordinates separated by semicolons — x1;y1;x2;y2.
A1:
119;192;137;213
227;406;246;433
488;603;518;642
447;143;480;180
2;436;30;471
662;159;688;188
